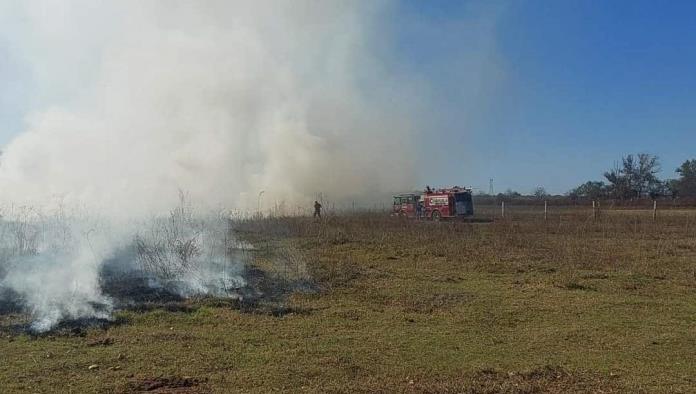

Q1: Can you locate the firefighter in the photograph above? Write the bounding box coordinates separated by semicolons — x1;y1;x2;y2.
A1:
313;200;322;218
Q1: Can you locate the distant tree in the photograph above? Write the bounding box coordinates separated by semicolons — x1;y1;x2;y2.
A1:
604;154;660;199
504;188;521;198
664;179;680;198
604;167;631;199
648;180;672;199
675;159;696;197
676;159;696;178
532;186;548;199
634;153;661;196
568;181;607;200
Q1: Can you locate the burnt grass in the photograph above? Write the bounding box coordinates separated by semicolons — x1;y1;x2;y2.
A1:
0;236;317;336
0;287;23;315
1;207;696;393
97;251;317;318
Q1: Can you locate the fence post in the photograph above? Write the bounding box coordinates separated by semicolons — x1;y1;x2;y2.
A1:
544;200;548;221
592;200;596;221
501;201;505;219
653;200;657;222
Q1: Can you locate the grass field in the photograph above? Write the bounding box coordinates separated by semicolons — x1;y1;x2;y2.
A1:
1;206;695;393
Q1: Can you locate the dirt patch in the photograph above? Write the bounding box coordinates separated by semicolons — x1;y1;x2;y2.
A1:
86;336;114;347
127;376;205;393
559;281;596;291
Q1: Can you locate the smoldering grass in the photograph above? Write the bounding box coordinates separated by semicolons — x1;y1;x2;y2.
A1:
0;195;252;333
0;205;114;333
131;194;246;298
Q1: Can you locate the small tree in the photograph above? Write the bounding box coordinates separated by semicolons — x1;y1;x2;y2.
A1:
532;186;548;199
634;153;661;197
604;154;660;199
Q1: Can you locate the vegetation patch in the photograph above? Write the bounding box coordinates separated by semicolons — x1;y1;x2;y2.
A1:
2;211;695;392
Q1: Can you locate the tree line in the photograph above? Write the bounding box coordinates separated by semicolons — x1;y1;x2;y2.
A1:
568;154;696;200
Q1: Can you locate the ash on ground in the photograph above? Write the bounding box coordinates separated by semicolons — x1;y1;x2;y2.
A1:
0;234;315;335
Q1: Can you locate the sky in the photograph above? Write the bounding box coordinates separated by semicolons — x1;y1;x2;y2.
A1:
1;0;696;197
396;0;696;194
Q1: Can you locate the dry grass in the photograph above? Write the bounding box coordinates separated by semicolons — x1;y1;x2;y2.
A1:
1;206;695;393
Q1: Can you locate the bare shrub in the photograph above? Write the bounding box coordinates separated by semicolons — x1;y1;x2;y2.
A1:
133;192;245;296
134;193;205;279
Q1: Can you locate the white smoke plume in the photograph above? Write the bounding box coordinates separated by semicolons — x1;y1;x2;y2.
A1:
0;0;424;214
0;200;246;332
0;205;115;331
0;1;501;331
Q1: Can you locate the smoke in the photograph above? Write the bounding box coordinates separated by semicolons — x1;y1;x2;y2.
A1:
0;1;502;331
0;0;426;213
0;206;115;331
0;200;246;332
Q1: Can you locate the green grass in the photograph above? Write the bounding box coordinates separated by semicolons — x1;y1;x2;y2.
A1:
1;208;695;393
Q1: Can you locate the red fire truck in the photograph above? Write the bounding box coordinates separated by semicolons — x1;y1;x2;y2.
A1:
392;193;420;217
392;187;474;220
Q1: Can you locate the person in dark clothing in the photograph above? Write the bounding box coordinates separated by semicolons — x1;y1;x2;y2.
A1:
313;201;322;218
416;199;424;219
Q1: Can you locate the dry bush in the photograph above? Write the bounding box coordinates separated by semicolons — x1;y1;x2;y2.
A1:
134;204;204;279
133;193;238;288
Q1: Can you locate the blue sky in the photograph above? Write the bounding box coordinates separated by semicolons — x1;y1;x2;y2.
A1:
2;1;696;196
397;0;696;194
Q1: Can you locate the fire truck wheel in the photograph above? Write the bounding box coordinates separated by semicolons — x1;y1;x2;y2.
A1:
431;210;441;221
